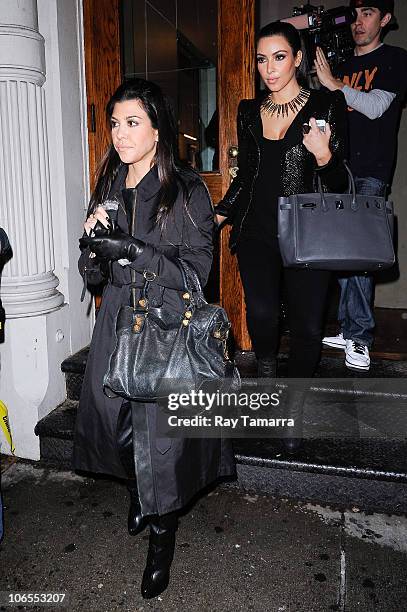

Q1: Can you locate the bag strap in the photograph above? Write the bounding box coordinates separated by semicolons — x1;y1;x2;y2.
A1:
178;259;207;308
130;259;206;312
317;159;357;212
130;270;136;310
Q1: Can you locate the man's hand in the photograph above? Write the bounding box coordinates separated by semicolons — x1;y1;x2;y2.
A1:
314;47;344;92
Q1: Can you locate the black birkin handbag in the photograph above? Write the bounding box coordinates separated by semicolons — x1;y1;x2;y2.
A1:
277;162;395;271
103;260;240;402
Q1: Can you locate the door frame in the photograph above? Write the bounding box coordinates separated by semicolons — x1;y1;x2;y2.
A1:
83;0;255;349
83;0;121;192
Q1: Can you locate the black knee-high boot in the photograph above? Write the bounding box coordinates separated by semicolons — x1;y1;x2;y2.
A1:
126;480;148;536
141;512;178;599
116;401;148;536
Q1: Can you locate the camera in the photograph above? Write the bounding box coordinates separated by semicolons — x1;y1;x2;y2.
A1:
287;4;356;77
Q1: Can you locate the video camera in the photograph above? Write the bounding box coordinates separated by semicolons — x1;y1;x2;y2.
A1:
285;4;356;76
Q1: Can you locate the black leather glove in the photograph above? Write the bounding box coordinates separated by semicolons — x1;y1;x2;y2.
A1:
79;229;145;262
91;219;112;237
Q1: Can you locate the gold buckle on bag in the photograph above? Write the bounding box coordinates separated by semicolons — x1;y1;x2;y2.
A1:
132;314;144;333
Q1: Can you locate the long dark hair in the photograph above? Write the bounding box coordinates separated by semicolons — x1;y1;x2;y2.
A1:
88;78;184;223
256;21;307;86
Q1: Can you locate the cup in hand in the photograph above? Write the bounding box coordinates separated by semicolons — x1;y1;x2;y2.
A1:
90;200;119;237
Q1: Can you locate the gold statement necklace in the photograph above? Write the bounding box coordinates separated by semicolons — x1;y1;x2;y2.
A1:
261;87;310;118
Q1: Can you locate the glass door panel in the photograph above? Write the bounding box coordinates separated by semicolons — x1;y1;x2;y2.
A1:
120;0;218;171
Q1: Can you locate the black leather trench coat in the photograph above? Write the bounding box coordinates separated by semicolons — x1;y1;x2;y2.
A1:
216;89;348;251
73;165;236;515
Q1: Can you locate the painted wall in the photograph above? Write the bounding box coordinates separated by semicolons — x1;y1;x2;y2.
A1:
0;0;92;460
378;0;407;307
38;0;94;350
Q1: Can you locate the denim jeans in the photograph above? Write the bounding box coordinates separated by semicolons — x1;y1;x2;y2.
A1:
337;176;387;347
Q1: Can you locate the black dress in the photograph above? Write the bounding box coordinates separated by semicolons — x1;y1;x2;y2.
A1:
241;136;284;245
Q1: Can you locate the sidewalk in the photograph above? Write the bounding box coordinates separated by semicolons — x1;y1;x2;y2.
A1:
1;461;406;612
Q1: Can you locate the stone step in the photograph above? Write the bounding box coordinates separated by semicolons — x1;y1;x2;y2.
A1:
34;400;77;469
235;443;407;515
39;347;407;513
62;347;407;401
62;346;407;378
236;350;407;379
62;347;89;401
35;392;407;513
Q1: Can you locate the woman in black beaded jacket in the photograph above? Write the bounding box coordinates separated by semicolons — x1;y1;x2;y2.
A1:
216;22;348;388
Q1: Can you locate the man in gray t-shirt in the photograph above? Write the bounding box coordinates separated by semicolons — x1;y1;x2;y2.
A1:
315;0;406;371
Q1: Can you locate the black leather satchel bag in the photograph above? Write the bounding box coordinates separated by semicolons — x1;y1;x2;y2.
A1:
277;162;395;271
103;260;240;402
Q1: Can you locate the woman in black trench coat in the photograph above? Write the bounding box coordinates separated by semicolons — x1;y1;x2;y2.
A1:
74;78;235;599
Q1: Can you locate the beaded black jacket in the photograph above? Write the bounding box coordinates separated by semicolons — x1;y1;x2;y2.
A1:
216;89;349;251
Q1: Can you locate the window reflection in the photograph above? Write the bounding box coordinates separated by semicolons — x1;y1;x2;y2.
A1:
120;0;218;171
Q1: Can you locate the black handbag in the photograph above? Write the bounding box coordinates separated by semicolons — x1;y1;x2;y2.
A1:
277;161;395;271
103;260;240;402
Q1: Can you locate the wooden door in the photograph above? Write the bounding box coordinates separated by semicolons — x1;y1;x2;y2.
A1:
201;0;255;350
83;0;255;349
83;0;121;191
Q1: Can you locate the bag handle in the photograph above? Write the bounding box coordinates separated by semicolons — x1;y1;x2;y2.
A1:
178;259;207;308
131;259;206;312
317;159;357;212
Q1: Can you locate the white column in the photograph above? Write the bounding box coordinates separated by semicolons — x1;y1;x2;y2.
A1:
0;0;70;460
0;0;64;316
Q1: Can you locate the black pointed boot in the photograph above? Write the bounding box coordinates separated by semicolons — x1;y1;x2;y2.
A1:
127;480;148;536
283;388;305;454
116;402;148;536
141;512;178;599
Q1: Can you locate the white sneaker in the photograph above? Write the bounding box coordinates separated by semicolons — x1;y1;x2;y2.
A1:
322;332;346;350
345;340;370;371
